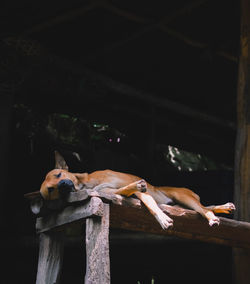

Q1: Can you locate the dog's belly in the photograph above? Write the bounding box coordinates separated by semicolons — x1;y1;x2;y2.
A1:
147;188;174;205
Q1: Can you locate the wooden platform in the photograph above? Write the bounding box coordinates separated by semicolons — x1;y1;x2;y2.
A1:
24;189;250;284
26;189;250;249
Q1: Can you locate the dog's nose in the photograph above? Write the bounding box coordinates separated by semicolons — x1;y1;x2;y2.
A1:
58;179;76;197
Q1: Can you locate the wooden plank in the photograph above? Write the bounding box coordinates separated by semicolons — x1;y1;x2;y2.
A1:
36;232;64;284
25;188;141;215
86;189;141;208
66;189;89;203
110;204;250;249
233;0;250;282
36;197;104;233
85;202;110;284
27;189;250;249
67;188;141;208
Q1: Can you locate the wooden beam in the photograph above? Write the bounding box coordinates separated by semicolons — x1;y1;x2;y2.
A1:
234;1;250;223
36;232;64;284
110;203;250;249
19;0;236;63
85;202;110;284
36;197;104;233
6;34;235;130
26;190;250;248
25;189;141;215
0;92;12;227
68;189;141;208
79;68;235;129
88;0;237;63
233;0;250;282
22;2;97;36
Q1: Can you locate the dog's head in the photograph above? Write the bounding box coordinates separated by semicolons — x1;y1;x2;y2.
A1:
40;151;87;200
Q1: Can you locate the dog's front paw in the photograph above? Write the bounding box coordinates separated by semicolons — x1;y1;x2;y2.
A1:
155;211;173;230
136;179;147;193
209;216;220;226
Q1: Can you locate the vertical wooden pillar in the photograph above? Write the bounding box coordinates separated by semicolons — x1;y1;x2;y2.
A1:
85;203;110;284
0;92;12;225
36;233;64;284
233;0;250;283
147;106;156;179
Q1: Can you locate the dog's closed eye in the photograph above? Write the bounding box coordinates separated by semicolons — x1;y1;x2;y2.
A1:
54;172;62;178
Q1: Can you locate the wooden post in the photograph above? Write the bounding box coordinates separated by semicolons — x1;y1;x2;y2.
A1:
85;202;110;284
36;233;64;284
233;0;250;283
0;92;12;226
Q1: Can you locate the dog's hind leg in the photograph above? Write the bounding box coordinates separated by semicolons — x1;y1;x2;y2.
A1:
173;191;220;226
162;187;221;226
205;203;236;214
168;188;235;224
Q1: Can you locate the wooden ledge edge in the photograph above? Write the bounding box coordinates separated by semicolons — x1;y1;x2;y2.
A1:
36;197;104;233
25;188;141;215
110;203;250;249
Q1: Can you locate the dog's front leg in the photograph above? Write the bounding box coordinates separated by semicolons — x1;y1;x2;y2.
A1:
135;192;173;230
97;180;147;196
114;180;147;196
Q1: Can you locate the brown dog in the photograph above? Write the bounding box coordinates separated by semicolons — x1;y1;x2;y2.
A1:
40;151;235;229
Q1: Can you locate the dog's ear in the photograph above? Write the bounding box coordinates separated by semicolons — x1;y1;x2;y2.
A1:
74;173;88;184
54;151;69;171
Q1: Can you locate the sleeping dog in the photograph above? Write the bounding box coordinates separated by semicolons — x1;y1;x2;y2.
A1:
40;151;235;229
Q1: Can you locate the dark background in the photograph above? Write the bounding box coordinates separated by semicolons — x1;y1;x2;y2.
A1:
0;0;239;283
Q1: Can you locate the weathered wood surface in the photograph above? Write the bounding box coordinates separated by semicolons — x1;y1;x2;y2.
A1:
26;189;250;249
25;188;141;215
110;203;250;249
234;0;250;224
69;189;141;208
233;0;250;282
85;202;110;284
36;232;64;284
36;197;104;233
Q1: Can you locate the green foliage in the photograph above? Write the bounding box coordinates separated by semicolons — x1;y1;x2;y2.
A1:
163;145;230;171
13;103;230;171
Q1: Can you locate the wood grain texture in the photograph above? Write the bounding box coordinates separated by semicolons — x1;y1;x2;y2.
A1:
85;203;110;284
26;191;250;249
233;0;250;282
36;232;64;284
25;188;141;215
36;197;104;233
234;0;250;223
110;204;250;249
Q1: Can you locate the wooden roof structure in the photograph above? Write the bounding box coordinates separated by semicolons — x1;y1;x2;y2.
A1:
0;0;239;165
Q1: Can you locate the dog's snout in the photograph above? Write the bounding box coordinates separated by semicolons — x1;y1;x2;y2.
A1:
58;179;76;197
58;179;74;187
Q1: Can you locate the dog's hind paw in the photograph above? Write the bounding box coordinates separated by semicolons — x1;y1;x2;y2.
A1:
223;202;236;213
